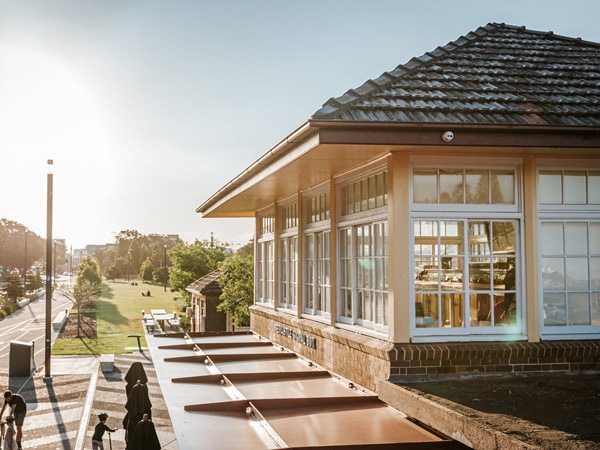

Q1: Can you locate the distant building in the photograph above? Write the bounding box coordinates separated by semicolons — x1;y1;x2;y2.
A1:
197;23;600;390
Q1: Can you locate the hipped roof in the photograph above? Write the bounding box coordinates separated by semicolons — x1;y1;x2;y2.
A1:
197;23;600;218
313;23;600;126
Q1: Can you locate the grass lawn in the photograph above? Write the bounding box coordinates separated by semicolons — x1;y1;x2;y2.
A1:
52;279;185;355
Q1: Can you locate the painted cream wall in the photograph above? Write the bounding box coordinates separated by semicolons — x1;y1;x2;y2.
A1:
387;152;411;342
523;155;541;342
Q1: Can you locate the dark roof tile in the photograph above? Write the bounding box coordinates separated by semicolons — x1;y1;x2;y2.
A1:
312;23;600;127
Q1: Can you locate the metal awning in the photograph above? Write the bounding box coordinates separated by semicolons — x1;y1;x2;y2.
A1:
146;332;467;449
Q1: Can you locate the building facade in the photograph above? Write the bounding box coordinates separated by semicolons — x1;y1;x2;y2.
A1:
197;23;600;392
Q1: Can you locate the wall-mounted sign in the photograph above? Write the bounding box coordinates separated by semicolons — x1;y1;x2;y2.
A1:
274;324;317;349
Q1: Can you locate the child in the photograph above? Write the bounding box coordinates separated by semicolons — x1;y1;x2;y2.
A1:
91;412;117;450
2;416;18;450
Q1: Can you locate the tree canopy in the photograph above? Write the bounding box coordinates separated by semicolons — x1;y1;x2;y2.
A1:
168;239;228;300
94;230;178;279
217;248;254;327
77;256;102;286
0;218;45;277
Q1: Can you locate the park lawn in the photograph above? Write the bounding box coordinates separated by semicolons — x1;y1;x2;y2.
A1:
52;279;183;355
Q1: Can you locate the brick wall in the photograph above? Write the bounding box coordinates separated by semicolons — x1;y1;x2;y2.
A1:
251;306;600;391
205;295;227;332
390;341;600;380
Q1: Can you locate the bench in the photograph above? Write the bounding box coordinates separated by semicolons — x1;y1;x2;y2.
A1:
168;318;181;330
52;309;69;331
100;354;114;372
144;319;157;333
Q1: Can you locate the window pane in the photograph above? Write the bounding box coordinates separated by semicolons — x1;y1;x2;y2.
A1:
566;257;589;290
471;293;491;326
592;291;600;326
544;292;566;325
470;257;491;289
539;171;562;204
413;168;437;203
491;170;515;204
465;169;489;204
590;223;600;254
591;257;600;290
441;293;464;327
541;222;563;255
440;169;463;203
416;293;438;327
568;292;590;325
542;258;565;289
565;223;588;255
564;171;587;204
469;221;491;256
492;221;516;253
589;172;600;204
341;289;352;317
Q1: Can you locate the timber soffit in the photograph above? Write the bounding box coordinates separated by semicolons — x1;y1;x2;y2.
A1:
197;22;600;215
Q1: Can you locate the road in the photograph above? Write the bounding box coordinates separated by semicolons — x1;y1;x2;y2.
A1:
0;277;74;373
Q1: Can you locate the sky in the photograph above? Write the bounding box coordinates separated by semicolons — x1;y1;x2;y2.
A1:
1;0;599;250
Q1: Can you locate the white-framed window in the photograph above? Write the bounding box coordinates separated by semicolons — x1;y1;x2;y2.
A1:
257;210;275;306
414;219;519;331
338;221;388;332
337;168;388;334
411;162;523;339
279;235;298;311
279;203;298;311
538;168;600;338
303;190;331;318
412;167;517;212
304;230;330;317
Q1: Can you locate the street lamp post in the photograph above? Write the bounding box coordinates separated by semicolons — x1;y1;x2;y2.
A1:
23;231;27;294
163;244;167;292
44;159;53;380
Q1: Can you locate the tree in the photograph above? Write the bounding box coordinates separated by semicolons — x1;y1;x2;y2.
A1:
139;258;154;281
153;266;168;285
0;219;45;281
105;265;122;281
77;256;102;286
73;279;101;337
73;255;102;337
236;240;254;258
25;271;43;293
168;239;227;301
217;253;254;327
5;273;23;301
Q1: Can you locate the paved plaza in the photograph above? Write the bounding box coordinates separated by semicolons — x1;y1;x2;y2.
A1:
0;352;179;450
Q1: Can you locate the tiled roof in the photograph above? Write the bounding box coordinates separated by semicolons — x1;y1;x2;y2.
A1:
185;269;222;295
312;23;600;126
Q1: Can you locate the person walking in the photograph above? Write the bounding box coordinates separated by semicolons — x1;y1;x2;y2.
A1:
2;416;18;450
0;391;26;450
92;412;117;450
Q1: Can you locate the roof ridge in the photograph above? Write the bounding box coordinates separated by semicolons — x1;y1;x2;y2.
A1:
313;23;503;119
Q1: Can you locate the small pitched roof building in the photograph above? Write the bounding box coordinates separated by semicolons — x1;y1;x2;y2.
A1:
186;269;230;332
197;23;600;391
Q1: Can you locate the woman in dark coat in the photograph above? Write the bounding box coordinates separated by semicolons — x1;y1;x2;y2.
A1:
127;413;161;450
124;362;148;398
123;380;152;447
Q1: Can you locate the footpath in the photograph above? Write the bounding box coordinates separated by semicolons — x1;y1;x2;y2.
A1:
0;352;179;450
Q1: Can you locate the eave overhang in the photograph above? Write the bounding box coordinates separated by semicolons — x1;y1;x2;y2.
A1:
196;120;600;218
